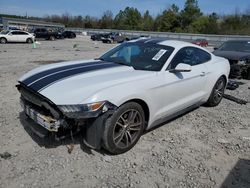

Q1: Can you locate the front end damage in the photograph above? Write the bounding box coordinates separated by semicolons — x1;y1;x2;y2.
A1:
17;83;117;149
229;59;250;80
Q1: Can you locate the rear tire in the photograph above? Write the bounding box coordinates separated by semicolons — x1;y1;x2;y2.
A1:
102;102;145;154
26;38;33;43
0;37;7;44
206;76;226;107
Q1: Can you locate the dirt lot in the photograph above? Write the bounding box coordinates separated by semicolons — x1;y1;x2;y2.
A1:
0;36;249;188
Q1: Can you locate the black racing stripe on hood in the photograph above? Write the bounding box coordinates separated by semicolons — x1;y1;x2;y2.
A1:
22;61;102;85
28;62;122;92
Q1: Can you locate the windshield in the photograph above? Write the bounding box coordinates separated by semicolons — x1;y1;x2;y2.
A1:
218;41;250;52
0;30;10;34
100;42;174;71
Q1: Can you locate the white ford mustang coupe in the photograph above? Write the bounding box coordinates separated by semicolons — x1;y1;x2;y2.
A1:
17;39;230;154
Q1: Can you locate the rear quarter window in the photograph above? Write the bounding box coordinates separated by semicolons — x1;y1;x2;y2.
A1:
18;31;28;35
196;48;211;63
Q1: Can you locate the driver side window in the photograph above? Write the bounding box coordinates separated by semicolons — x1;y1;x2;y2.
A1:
169;47;201;69
168;47;211;69
11;31;19;35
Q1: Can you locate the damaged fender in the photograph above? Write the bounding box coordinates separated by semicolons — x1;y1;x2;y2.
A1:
84;110;115;149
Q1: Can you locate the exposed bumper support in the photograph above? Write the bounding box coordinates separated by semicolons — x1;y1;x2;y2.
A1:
21;98;117;150
21;100;62;132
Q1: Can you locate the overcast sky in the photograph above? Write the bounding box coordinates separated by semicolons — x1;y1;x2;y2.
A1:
0;0;250;18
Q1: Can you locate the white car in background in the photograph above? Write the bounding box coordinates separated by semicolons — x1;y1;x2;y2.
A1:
0;30;35;44
17;39;230;154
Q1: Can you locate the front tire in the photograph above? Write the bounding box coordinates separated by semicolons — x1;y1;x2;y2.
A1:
102;102;145;154
0;37;7;44
206;76;226;107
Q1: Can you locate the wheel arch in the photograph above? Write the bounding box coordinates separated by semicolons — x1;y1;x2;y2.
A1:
26;37;33;42
120;98;150;123
205;73;228;99
0;37;7;42
205;74;227;107
220;74;227;83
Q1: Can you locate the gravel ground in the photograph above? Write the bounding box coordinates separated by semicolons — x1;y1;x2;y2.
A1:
0;36;249;188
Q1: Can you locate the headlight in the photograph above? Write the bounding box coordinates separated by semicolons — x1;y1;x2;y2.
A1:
58;101;105;113
58;101;117;119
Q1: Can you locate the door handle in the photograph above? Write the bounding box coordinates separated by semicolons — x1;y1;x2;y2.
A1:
200;72;206;76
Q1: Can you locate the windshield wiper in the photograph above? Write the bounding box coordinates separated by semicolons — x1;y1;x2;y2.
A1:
95;57;105;61
96;58;135;69
95;58;114;63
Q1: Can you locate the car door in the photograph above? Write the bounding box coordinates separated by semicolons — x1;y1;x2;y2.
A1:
35;29;43;38
18;31;29;42
7;31;20;42
34;29;40;38
153;47;210;120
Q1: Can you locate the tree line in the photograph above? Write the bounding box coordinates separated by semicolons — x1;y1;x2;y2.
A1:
1;0;250;35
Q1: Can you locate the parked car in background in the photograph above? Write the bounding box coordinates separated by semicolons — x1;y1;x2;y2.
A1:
17;39;230;154
0;30;35;44
213;40;250;79
129;35;150;40
91;33;105;41
33;28;60;40
62;31;76;38
192;38;208;47
8;27;20;31
102;32;128;43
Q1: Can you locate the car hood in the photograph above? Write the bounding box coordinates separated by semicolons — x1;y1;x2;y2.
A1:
213;50;250;61
19;60;155;104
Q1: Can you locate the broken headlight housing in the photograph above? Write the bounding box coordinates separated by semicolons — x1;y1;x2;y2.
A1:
58;101;117;119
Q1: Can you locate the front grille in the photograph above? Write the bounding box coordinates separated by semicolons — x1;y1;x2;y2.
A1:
17;83;62;119
20;85;44;108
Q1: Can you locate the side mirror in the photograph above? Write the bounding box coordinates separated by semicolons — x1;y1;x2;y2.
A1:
170;63;192;73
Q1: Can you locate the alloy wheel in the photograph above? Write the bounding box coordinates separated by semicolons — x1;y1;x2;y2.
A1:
213;78;225;103
113;109;143;149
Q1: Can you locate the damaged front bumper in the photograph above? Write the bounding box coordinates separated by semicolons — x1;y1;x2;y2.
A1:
20;100;61;132
17;83;117;149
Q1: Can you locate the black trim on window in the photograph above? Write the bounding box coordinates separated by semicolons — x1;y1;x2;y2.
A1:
166;46;211;70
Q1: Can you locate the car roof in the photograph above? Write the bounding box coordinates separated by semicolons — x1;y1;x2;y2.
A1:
129;38;211;53
9;30;29;33
159;40;199;48
132;38;203;48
